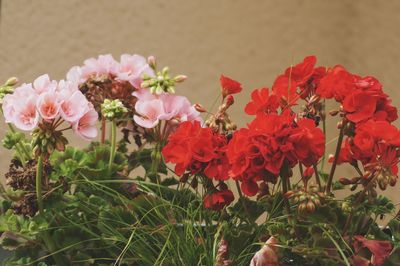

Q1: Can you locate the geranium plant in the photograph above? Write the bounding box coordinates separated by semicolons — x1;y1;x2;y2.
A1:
0;54;399;265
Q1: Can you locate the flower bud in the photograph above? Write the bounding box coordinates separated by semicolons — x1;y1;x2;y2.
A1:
225;95;234;107
339;177;352;185
147;55;156;70
329;110;339;116
174;75;188;83
306;200;316;213
194;103;207;113
5;77;18;87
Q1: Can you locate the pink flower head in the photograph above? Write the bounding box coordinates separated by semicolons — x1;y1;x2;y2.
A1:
33;74;57;95
134;99;165;128
132;89;202;129
66;66;84;85
72;107;98;140
81;54;119;80
12;95;40;131
36;91;60;120
2;83;36;123
117;54;155;88
58;81;89;123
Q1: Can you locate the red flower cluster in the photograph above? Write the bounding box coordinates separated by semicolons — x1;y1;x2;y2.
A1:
162;121;230;181
227;111;325;196
318;64;400;187
245;56;325;115
317;65;397;123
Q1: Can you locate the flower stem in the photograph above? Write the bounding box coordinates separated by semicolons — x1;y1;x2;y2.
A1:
36;155;44;214
36;155;67;266
325;120;346;194
108;120;117;174
101;117;106;144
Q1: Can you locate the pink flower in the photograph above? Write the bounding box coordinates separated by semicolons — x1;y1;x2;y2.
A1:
66;66;84;85
72;107;98;140
117;54;155;88
33;74;57;95
2;83;36;123
58;81;89;123
81;54;119;79
132;89;202;129
36;91;60;120
12;95;40;131
134;99;165;128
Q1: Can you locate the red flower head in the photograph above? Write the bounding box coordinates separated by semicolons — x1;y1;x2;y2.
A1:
316;65;356;102
203;189;234;210
162;121;230;181
288;118;325;166
284;55;317;87
272;75;298;107
244;88;279;115
220;74;242;98
342;90;378;123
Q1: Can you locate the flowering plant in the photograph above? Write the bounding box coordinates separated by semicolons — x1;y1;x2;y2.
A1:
0;54;399;266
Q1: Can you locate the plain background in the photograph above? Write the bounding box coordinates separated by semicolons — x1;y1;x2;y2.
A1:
0;0;399;217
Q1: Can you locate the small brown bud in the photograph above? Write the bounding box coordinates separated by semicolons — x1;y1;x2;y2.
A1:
194;103;207;113
306;200;316;213
339;177;352;185
180;173;189;183
190;177;198;189
329;110;339;116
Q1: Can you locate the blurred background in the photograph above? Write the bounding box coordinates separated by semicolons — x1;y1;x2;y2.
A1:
0;0;400;212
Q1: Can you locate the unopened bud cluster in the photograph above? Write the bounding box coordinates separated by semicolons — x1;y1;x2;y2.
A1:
31;124;68;157
205;95;237;133
141;66;187;94
2;132;25;150
101;99;128;120
286;185;324;213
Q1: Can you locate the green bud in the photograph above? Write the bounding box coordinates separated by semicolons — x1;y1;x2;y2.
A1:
101;99;128;120
5;77;18;86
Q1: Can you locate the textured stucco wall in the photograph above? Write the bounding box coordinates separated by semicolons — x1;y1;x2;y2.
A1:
0;0;400;212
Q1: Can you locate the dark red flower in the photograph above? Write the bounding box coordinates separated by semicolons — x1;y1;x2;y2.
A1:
203;189;234;210
353;235;393;266
245;88;279;115
220;75;242;98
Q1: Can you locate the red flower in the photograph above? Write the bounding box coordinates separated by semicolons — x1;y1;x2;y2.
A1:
316;65;356;101
342;90;378;123
162;121;230;181
288;118;325;166
220;75;242;98
245;88;279;115
303;167;314;178
284;55;317;87
353;235;393;266
272;74;298;107
203;189;234;210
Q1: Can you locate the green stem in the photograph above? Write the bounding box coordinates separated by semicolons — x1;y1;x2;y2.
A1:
36;155;44;214
108;120;117;174
36;155;67;266
325;120;346;194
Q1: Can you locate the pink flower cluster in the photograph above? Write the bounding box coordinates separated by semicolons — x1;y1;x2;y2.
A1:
2;74;98;140
67;54;154;88
133;89;202;128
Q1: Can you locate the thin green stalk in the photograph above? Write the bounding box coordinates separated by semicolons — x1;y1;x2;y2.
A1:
36;155;67;266
108;120;117;174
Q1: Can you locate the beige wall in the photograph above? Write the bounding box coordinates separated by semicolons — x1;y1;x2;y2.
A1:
1;0;400;213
